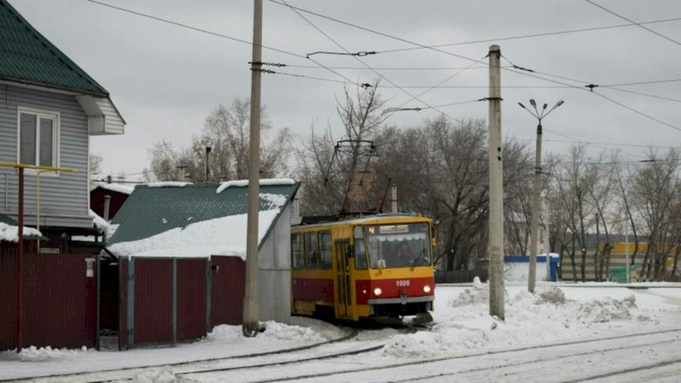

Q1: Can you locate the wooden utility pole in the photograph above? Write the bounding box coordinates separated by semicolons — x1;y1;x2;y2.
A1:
487;45;505;320
243;0;263;337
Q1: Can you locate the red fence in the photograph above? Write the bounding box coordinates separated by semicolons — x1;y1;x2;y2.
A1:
0;244;97;351
118;257;212;349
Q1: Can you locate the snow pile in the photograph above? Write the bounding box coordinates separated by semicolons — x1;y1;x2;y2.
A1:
208;321;327;343
577;295;636;323
0;346;83;362
381;283;653;359
0;222;42;242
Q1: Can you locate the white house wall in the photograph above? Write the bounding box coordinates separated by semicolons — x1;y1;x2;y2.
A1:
257;204;292;323
0;84;92;228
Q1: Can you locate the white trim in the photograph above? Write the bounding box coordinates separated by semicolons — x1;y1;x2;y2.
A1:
16;106;61;176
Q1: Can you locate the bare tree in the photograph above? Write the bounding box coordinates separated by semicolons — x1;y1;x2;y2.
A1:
630;149;680;280
294;81;388;216
145;97;291;182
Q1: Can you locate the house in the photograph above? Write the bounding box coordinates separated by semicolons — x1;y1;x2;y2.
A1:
104;180;299;347
90;183;135;221
0;0;125;245
0;0;125;352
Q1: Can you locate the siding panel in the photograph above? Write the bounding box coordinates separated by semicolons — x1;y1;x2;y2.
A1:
0;85;91;228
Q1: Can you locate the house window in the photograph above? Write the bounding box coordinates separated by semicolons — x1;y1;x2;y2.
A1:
18;108;59;167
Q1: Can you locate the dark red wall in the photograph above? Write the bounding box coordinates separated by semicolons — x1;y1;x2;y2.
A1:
90;188;129;220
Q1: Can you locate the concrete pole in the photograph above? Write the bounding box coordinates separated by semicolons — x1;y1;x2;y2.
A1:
243;0;262;338
528;121;542;293
487;45;505;320
543;193;551;281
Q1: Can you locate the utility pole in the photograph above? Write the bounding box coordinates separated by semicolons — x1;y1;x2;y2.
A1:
243;0;262;338
518;98;564;292
487;45;505;320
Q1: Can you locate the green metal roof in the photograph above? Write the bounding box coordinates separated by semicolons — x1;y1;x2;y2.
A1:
108;183;300;246
0;212;18;225
0;0;109;96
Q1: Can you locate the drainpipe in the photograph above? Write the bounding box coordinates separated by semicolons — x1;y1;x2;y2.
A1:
103;195;111;243
205;146;212;183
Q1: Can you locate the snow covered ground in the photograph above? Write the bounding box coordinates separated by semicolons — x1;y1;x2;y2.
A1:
1;281;680;382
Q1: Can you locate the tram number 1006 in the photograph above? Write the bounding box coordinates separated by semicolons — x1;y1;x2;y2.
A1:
395;280;411;287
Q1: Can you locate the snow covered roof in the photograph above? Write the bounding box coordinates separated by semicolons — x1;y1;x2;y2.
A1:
93;183;135;195
0;220;43;243
107;180;299;259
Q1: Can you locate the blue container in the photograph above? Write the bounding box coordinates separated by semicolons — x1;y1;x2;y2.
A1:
504;255;560;281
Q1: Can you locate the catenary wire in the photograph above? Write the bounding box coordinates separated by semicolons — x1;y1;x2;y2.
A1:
87;0;360;86
586;0;681;47
278;0;459;121
267;0;681;54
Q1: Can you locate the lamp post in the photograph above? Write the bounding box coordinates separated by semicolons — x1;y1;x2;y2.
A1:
518;99;564;293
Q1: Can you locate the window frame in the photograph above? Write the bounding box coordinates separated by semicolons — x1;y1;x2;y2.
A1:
17;106;60;174
319;230;333;269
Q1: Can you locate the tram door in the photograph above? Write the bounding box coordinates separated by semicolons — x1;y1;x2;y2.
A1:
335;240;351;318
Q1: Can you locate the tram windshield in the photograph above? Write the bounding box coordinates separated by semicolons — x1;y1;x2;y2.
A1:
355;222;432;269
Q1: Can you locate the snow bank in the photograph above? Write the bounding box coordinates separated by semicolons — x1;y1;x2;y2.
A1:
380;283;661;359
208;321;327;343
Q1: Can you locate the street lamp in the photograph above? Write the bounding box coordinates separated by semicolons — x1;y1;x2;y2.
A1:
518;99;564;293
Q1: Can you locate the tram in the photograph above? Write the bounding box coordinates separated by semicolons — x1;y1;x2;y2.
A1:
291;214;436;322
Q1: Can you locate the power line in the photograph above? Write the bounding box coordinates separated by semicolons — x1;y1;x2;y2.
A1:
87;0;302;59
267;0;485;66
544;138;681;150
86;0;360;86
603;78;681;87
284;65;500;71
277;0;457;121
267;0;681;54
586;0;681;47
380;17;681;54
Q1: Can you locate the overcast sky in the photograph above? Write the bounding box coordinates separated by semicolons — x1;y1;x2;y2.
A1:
9;0;681;179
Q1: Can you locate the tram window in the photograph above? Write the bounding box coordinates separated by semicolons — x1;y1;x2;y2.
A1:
353;226;368;270
305;232;319;269
319;231;332;269
291;233;304;269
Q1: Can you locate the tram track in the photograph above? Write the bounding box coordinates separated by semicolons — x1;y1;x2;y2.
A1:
180;327;681;383
2;328;363;383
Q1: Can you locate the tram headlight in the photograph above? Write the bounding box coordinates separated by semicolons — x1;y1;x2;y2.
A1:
373;287;382;296
423;285;432;293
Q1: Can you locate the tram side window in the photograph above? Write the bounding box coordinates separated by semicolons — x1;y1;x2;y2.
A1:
353;226;368;270
291;233;304;269
305;231;318;269
319;231;332;269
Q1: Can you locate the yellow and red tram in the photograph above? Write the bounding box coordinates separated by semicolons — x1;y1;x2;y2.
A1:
291;214;435;322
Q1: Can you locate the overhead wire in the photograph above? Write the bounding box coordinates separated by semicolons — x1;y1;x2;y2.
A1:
586;0;681;47
277;0;459;122
86;0;360;86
